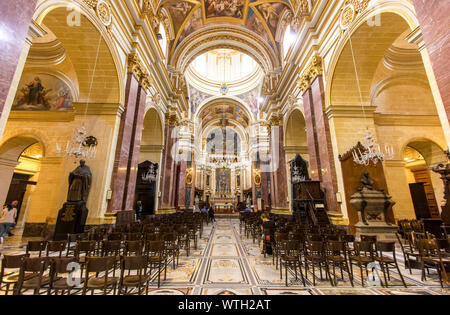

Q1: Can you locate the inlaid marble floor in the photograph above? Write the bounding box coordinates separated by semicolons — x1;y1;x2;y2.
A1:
1;219;448;295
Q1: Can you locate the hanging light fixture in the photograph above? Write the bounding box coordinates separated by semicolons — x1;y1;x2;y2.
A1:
348;34;394;166
56;34;101;160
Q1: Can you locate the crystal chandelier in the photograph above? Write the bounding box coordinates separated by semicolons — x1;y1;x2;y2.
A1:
352;129;394;166
347;34;394;166
141;164;157;182
56;123;98;159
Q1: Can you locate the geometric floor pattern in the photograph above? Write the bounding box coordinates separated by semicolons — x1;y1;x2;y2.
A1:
1;218;448;295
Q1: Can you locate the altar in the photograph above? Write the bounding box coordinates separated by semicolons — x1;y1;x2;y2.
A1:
212;197;235;214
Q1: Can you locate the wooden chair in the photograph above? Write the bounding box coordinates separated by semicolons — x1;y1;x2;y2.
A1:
326;241;354;287
118;256;151;295
375;241;407;288
74;240;96;275
82;256;119;295
48;257;80;295
144;240;167;288
15;257;51;295
395;232;420;275
304;241;333;286
417;238;449;288
163;232;180;269
279;241;306;286
0;254;32;295
348;241;376;287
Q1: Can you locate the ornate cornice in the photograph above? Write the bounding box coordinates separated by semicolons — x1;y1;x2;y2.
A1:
297;55;323;93
269;113;283;127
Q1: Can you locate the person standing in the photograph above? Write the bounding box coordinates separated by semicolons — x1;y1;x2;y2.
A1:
135;200;143;221
0;202;18;243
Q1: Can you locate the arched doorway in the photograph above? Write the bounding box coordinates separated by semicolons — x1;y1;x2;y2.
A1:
136;108;164;215
403;140;447;219
285;109;309;212
0;136;44;228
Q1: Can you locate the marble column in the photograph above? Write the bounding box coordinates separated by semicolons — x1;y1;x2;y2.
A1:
123;85;147;210
177;157;187;210
0;0;37;128
302;88;321;181
107;73;145;212
311;76;341;213
412;0;450;123
159;122;179;211
269;125;289;211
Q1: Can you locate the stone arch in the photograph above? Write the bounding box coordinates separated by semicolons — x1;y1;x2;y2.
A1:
326;1;419;107
171;25;280;75
33;0;124;106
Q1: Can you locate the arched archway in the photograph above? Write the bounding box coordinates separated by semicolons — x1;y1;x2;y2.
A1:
402;139;447;219
284;109;308;162
0;136;45;228
137;107;165;214
326;8;448;222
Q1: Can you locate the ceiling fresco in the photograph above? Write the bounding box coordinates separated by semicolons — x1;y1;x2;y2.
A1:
156;1;293;59
198;104;251;128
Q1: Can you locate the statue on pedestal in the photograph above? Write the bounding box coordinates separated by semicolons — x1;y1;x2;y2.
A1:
54;160;91;240
350;172;397;241
67;160;92;202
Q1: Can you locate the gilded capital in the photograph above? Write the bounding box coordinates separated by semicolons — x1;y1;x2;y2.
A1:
297;55;323;93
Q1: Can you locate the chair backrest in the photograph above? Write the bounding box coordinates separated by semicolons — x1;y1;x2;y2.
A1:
52;257;77;274
360;235;377;243
75;240;96;256
47;241;68;257
121;255;147;271
108;233;123;241
26;241;47;257
376;241;396;253
327;241;345;254
124;240;143;255
145;240;165;255
354;241;376;255
102;240;121;254
85;256;116;273
1;254;29;270
21;257;50;273
307;241;325;254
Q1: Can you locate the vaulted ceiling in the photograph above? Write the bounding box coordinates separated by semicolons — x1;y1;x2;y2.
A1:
153;0;295;60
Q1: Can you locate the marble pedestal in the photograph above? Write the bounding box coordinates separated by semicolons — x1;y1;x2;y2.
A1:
355;221;398;242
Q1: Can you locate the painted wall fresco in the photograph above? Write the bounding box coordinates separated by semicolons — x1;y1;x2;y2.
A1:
237;85;260;117
13;73;74;111
189;84;212;114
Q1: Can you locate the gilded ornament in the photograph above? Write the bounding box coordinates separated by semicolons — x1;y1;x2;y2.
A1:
96;0;112;27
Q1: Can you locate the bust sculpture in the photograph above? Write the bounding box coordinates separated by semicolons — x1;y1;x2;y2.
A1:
67;160;92;203
360;171;374;190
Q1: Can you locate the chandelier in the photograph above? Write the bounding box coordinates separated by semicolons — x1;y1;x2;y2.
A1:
56;34;102;161
347;34;394;166
352;129;394;166
56;123;98;159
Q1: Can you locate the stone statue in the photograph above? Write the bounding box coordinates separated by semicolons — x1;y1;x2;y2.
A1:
67;160;92;203
361;171;374;190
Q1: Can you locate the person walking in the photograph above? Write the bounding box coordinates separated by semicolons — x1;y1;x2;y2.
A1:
0;202;18;244
208;205;216;223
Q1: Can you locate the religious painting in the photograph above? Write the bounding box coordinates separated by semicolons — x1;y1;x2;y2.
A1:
216;168;231;193
255;2;287;40
177;7;203;46
165;1;195;36
203;0;247;20
189;85;212;114
244;8;271;43
13;73;74;111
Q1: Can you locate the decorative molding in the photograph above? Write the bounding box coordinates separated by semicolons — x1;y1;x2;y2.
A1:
140;145;164;153
373;113;442;127
8;110;75;122
165;112;179;127
73;102;124;116
297;55;323;93
339;0;370;30
325;105;376;119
